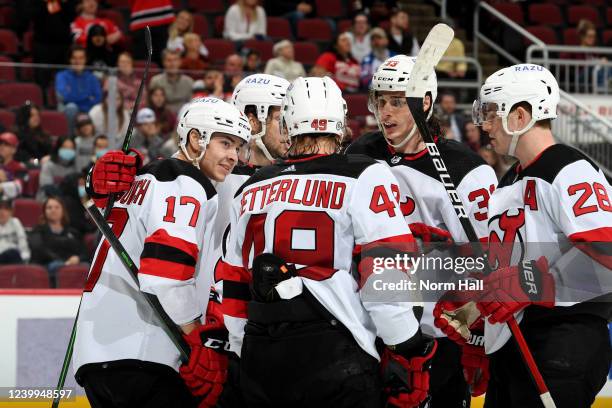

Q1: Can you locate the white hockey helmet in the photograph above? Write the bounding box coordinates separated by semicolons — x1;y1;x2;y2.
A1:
281;76;346;139
368;55;437;149
231;74;290;160
473;63;559;156
177;97;251;167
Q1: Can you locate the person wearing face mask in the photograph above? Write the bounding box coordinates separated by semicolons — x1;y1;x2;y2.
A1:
37;137;79;201
75;113;97;172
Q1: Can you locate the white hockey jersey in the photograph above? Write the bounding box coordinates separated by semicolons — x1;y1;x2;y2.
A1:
218;153;420;359
73;158;218;374
347;133;498;336
484;144;612;353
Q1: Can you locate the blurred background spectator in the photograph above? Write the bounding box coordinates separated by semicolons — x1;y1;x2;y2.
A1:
132;108;165;162
265;0;315;38
344;13;371;63
149;49;194;113
224;54;245;94
14;102;53;163
192;70;225;99
360;28;395;88
89;91;129;142
243;49;263;75
147;86;177;138
387;9;419;56
109;52;146;111
86;24;119;79
59;171;96;237
0;200;30;265
167;10;209;59
37;137;78;201
315;33;361;93
180;33;210;75
29;196;87;287
437;91;465;143
71;0;122;47
129;0;175;66
74;113;96;172
0;133;27;201
224;0;267;42
464;122;485;152
55;45;102;135
264;40;305;82
436;20;468;79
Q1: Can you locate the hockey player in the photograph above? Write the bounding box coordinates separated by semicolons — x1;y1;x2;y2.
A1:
346;54;498;405
437;64;612;407
217;76;436;408
73;97;251;408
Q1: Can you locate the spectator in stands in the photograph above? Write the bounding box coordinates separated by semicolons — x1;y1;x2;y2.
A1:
436;36;468;79
315;33;361;93
89;91;129;142
59;171;95;236
109;51;146;111
14;102;52;163
243;49;263;75
56;45;103;135
264;0;315;38
29;196;88;286
223;0;267;42
147;86;176;138
86;24;119;80
360;28;395;89
387;9;419;57
264;40;306;82
0;200;30;264
437;91;465;143
129;0;175;66
180;33;209;76
21;0;78;90
464;121;485;152
74;114;97;172
576;19;611;91
167;10;209;59
149;49;194;113
223;54;245;94
76;134;109;172
71;0;122;47
344;13;371;64
37;137;78;201
0;133;27;201
132;108;165;162
193;70;225;99
478;145;512;181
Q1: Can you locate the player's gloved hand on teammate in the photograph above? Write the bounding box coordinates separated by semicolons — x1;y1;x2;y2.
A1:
381;336;438;407
408;223;452;255
433;290;481;345
179;299;229;408
460;318;489;397
86;148;144;207
477;257;554;324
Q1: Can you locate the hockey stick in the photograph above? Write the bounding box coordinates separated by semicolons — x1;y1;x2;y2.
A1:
52;27;154;408
404;23;556;408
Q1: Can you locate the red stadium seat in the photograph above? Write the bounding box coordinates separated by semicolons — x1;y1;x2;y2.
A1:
192;14;209;38
266;17;292;41
0;264;49;288
528;4;563;27
493;3;524;25
315;0;343;18
0;109;14;129
0;29;18;54
13;198;42;230
567;5;600;27
346;118;361;140
603;30;612;47
0;54;14;81
19;56;35;81
57;264;89;288
563;28;580;46
40;110;69;137
214;15;224;37
23;30;33;54
0;82;42;108
297;19;333;42
188;0;224;14
97;10;126;31
243;40;274;61
0;6;15;28
525;26;558;45
344;93;370;117
106;0;129;6
338;19;352;35
22;169;39;197
203;39;236;64
607;7;612;26
293;42;320;65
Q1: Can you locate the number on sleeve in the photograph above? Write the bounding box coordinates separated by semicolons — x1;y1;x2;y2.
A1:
567;182;611;216
468;186;494;221
162;195;201;226
369;185;396;217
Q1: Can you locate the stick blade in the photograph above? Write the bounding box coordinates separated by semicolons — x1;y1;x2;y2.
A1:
405;23;454;98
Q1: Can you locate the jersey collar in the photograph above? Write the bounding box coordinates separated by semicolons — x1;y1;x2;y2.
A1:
283;154;329;163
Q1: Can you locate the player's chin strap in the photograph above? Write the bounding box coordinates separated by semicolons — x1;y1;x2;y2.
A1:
252;128;275;162
180;128;208;169
502;115;537;157
382;106;434;149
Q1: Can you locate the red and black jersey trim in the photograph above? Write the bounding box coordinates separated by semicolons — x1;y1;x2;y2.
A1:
223;280;252;301
139;229;199;280
141;242;197;267
234;153;378;197
138;158;217;199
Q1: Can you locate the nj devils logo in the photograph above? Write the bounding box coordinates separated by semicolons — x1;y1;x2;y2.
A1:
488;209;525;269
399;195;416;217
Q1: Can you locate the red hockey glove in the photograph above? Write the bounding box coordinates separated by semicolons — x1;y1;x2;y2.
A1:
477;257;555;324
408;223;453;244
433;290;481;345
86;149;143;207
381;338;437;408
179;300;229;408
460;319;489;397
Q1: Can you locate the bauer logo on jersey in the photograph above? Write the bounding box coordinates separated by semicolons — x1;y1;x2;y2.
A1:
487;209;526;270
